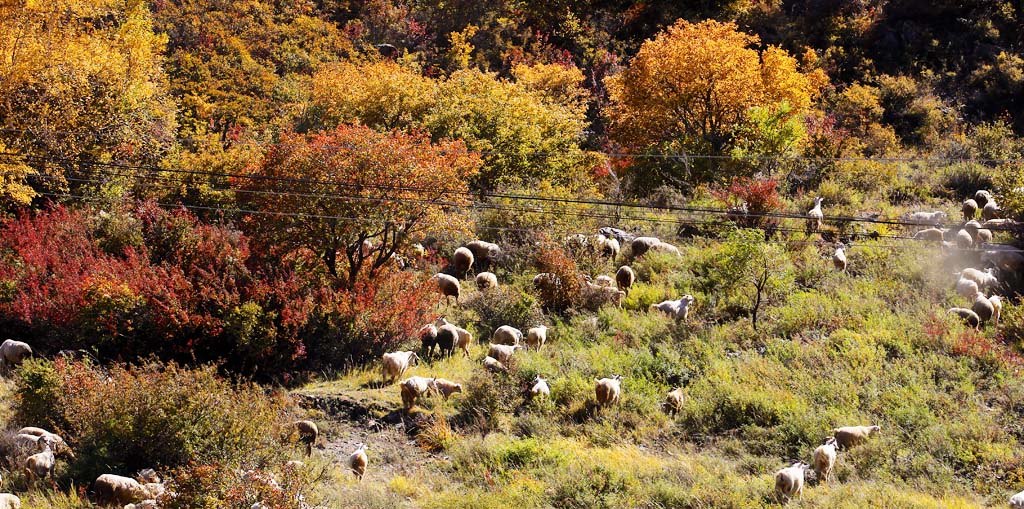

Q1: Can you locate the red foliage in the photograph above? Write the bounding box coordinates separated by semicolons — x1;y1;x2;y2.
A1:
713;177;783;228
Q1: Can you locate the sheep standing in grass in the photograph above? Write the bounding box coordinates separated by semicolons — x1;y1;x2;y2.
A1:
973;292;995;325
615;266;635;294
833;244;847;271
487;344;523;364
483;356;507;373
813;437;838;483
400;376;434;410
347;443;368;481
650;241;681;256
832;425;881;450
291;420;319;456
664;388;685;416
807;197;824;233
465;240;501;271
430;378;463;400
0;494;19;509
955;229;974;249
526;325;548;351
452;247;475;278
649;296;696;321
418;323;439;358
431;273;461;305
774;461;810;503
956;278;980;299
1011;489;1024;507
24;436;56;488
453;325;473;358
594;275;615;287
492;325;523;346
0;340;32;372
594;375;623;408
907;211;947;227
630;237;661;259
976;190;993;209
949;307;981;329
959;267;999;290
983;200;1000;221
530;375;550;399
93;474;149;506
600;236;620;259
476;272;498;291
990;295;1003;326
435;321;459;358
963;198;979;221
381;351;419;384
18;427;73;459
584;281;626;309
914;228;947;242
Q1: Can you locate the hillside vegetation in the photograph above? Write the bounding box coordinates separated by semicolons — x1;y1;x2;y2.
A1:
0;0;1022;508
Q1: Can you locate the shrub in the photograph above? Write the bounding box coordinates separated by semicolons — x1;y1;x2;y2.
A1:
15;359;290;483
464;286;544;339
532;242;584;313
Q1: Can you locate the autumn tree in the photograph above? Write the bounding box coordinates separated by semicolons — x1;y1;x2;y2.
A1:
236;125;480;286
605;20;826;187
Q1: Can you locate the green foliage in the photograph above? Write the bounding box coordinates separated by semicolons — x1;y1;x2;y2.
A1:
464;286;544;339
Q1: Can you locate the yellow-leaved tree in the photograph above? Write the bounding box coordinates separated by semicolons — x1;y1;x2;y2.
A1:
605;19;827;186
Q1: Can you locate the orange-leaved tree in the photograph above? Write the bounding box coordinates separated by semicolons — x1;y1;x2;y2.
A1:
605;19;827;185
236;125;480;287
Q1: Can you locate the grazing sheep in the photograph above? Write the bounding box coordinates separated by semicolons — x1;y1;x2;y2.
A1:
94;474;149;506
492;325;523;346
453;325;473;358
418;323;439;358
0;494;19;509
774;461;810;503
963;198;979;221
465;240;501;270
833;245;847;271
977;228;994;245
476;272;498;291
813;437;838;484
435;322;460;358
24;436;56;488
629;237;661;259
594;375;623;408
959;267;999;289
526;325;548;351
914;228;946;242
983;200;1000;221
664;388;685;416
832;425;881;450
807;197;824;232
973;293;995;324
955;228;974;249
615;266;636;294
487;344;523;364
650;241;681;256
400;376;434;410
956;277;980;299
1011;489;1024;508
452;247;475;278
600;236;620;259
482;356;507;373
430;378;463;400
381;351;419;384
990;295;1003;326
907;211;948;227
975;190;993;209
0;340;32;372
17;427;73;459
594;275;615;287
649;296;696;321
347;443;368;481
949;307;981;329
291;420;319;456
431;273;461;304
584;281;627;309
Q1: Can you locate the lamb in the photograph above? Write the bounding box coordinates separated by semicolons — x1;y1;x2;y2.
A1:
431;273;461;304
381;351;419;384
832;425;881;450
813;437;838;484
629;237;661;259
983;200;1000;221
615;266;635;294
649;296;696;321
291;420;319;456
492;325;523;346
430;378;463;400
418;323;439;357
94;474;150;506
453;325;473;358
0;494;19;509
958;267;999;289
955;277;980;299
487;343;523;364
914;228;946;242
24;435;56;488
1011;489;1024;508
973;293;995;324
347;443;368;481
833;244;847;271
949;307;981;329
452;247;475;278
465;240;501;270
0;339;32;372
594;375;623;408
807;197;824;233
963;198;979;221
526;325;548;351
482;356;507;373
594;275;615;287
906;211;948;227
990;295;1003;326
529;375;550;399
476;272;498;291
400;376;434;410
774;461;810;503
664;387;685;416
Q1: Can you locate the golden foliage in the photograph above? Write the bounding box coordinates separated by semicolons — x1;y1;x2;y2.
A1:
311;60;438;130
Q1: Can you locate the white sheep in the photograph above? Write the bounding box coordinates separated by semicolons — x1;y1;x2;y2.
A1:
664;387;685;416
813;437;838;484
959;267;999;289
963;198;979;221
528;376;550;400
914;228;947;242
0;494;19;509
832;425;881;450
594;375;623;408
526;325;548;351
600;236;620;259
990;295;1003;326
983;200;1000;221
465;240;501;270
492;325;523;346
594;275;615;287
774;461;810;503
381;351;419;384
956;277;980;299
453;325;473;358
24;436;56;488
291;420;318;456
16;427;73;459
482;356;507;373
584;281;626;309
0;339;32;372
649;296;696;321
410;243;427;258
400;376;434;410
615;266;635;294
955;228;974;249
1010;489;1024;508
807;197;824;232
650;241;681;256
347;443;368;481
452;247;475;278
476;272;498;291
430;378;463;400
949;307;981;329
907;211;947;227
629;237;661;259
487;344;523;364
973;293;995;324
833;244;847;271
431;273;461;305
